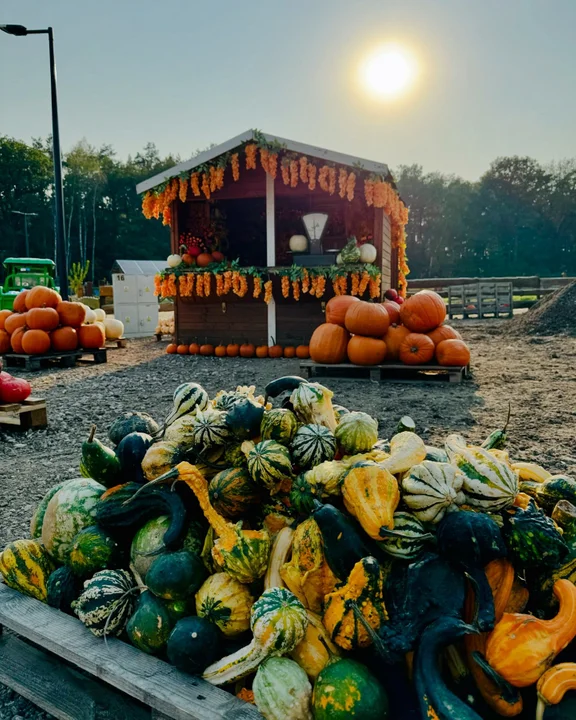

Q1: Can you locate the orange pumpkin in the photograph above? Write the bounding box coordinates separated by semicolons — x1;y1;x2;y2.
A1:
25;286;61;310
344;301;390;337
215;344;227;358
436;339;471;366
182;253;195;266
283;346;296;358
309;323;349;364
12;290;29;313
240;343;255;358
226;343;240;357
0;310;12;331
4;312;28;335
51;326;78;352
78;324;106;350
268;341;283;359
296;345;310;359
196;253;213;268
27;307;60;332
325;295;360;327
399;290;446;332
200;344;214;356
22;329;51;355
10;327;25;353
0;329;10;354
347;336;387;366
382;301;401;325
256;345;269;358
166;343;178;354
177;344;189;355
399;333;435;365
189;342;200;355
427;324;462;346
384;325;411;361
57;301;86;328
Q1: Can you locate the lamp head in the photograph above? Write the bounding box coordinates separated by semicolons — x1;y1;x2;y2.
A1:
0;24;29;36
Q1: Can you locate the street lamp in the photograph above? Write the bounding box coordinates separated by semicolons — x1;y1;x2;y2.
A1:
1;24;67;296
11;210;39;255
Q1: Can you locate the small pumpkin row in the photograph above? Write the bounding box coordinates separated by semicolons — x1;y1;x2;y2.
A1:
167;341;310;359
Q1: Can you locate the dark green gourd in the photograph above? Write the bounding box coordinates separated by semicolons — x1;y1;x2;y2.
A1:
167;616;222;675
126;590;173;654
146;550;207;601
80;425;121;487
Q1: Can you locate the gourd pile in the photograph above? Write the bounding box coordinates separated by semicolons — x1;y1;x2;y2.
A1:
2;377;576;720
0;288;123;356
309;290;472;367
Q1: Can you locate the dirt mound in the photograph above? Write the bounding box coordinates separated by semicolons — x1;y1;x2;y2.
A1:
507;281;576;336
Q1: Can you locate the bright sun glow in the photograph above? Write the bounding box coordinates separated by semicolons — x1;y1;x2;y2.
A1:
361;45;417;99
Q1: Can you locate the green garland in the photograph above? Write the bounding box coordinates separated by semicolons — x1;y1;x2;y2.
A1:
158;260;380;281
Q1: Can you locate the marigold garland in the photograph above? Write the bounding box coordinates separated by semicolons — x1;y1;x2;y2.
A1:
332;278;342;296
299;156;308;184
196;273;204;297
290;160;299;187
209;166;217;193
281;162;290;186
309;276;317;296
142;192;155;219
203;272;211;296
351;272;359;296
162;207;171;226
318;166;330;192
178;275;188;296
339;275;347;295
359;271;370;296
232;271;242;296
268;153;278;179
307;164;317;191
264;280;273;304
154;274;162;296
179;177;188;203
292;279;300;301
281;276;290;298
201;173;211;199
191;173;201;197
364;179;375;206
245;144;257;170
215;167;225;190
301;268;310;294
338;169;348;198
369;275;381;299
231;153;240;181
315;275;326;298
238;274;248;297
215;273;224;296
346;172;356;202
328;167;337;195
260;148;270;174
166;274;177;297
223;271;232;294
253;276;262;298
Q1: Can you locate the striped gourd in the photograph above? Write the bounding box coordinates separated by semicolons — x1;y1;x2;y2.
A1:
402;461;466;524
30;479;73;538
291;424;336;470
190;408;232;450
378;512;434;559
0;539;54;602
164;382;209;428
208;467;261;519
261;408;299;445
212;388;252;412
141;441;183;481
445;440;519;511
163;414;199;448
73;569;136;637
334;412;378;455
246;440;293;492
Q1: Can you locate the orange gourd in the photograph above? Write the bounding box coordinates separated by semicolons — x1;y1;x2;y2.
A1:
10;327;25;353
12;290;29;313
4;312;28;335
268;341;282;359
344;301;390;337
78;324;106;350
426;324;462;345
51;326;78;352
347;336;387;366
485;579;576;688
382;301;401;325
21;329;51;355
325;295;360;327
189;342;200;355
400;290;446;332
256;345;269;358
26;307;60;331
226;343;239;357
25;286;61;310
166;343;177;354
436;339;470;366
504;578;530;614
215;344;227;358
296;345;310;359
57;301;86;328
536;663;576;720
200;344;214;356
283;346;296;358
177;344;189;355
181;253;194;266
309;323;349;364
0;310;12;331
0;330;10;354
399;333;435;365
240;343;255;358
196;253;213;268
384;324;410;361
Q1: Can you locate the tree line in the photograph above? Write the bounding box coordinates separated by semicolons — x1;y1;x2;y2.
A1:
1;135;575;283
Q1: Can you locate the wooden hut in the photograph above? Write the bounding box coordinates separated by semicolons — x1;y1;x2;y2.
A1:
137;130;409;347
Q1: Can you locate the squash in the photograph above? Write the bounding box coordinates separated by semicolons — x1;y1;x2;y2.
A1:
380;431;427;475
399;332;435;364
0;539;54;601
260;408;298;445
290;610;340;680
253;657;313;720
46;566;82;614
312;656;388;720
289;473;318;515
290;424;336;470
264;527;294;590
503;499;569;570
325;295;360;326
340;238;361;263
115;431;152;483
303;460;347;498
536;476;576;512
323;556;388;650
552;500;576;543
163;381;209;429
245;439;293;494
56;300;86;327
41;478;105;563
108;411;159;446
309;323;349;364
402;460;466;523
78;324;105;350
79;425;121;487
427;324;461;345
334;411;378;454
224;442;248;469
72;569;136;637
536;664;576;720
529;556;576;613
146;550;207;601
141;440;183;481
129;515;170;579
30;479;73;538
342;461;399;539
126;590;173;654
344;301;390;337
202;587;308;686
12;289;28;312
512;461;552;483
347;335;388;365
486;580;576;687
290;382;337;432
167;616;223;675
378;512;434;559
196;572;254;636
264;375;307;400
104;317;124;340
209;467;261;519
187;407;231;451
226;397;265;441
400;289;446;332
68;525;119;576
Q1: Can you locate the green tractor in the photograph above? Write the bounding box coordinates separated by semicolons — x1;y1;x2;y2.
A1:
0;258;58;310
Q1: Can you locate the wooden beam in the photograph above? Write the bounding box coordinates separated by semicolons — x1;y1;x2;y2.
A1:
266;173;276;344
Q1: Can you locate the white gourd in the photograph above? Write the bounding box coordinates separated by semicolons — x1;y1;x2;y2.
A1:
402;461;466;523
104;318;124;340
93;308;106;322
167;254;181;268
83;306;96;324
359;243;377;263
289;235;308;253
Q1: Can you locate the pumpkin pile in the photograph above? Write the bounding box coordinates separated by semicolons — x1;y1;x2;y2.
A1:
3;379;576;720
167;340;310;359
0;289;124;356
309;289;472;367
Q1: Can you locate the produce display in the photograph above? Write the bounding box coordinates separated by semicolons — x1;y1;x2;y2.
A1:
2;376;576;719
310;289;472;368
0;365;32;403
0;289;124;355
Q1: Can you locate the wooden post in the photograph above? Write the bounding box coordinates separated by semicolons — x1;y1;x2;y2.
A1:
266;173;276;345
170;201;180;343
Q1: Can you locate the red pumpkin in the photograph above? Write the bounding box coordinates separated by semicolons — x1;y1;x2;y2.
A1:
200;344;214;356
21;329;51;355
400;291;446;332
427;324;462;346
399;333;435;365
384;325;411;361
436;339;470;366
0;330;10;354
240;343;255;358
345;301;390;337
382;301;401;325
215;344;227;358
4;312;28;335
268;342;283;359
26;307;60;332
226;343;239;357
10;327;25;353
56;301;86;328
325;295;360;327
256;345;269;358
25;286;62;310
0;375;31;403
12;290;29;313
309;323;349;364
196;253;214;268
189;342;200;355
384;288;399;301
211;251;225;262
166;343;178;354
51;326;78;352
296;345;310;359
78;324;106;350
283;346;296;359
0;310;12;331
347;336;387;366
188;246;201;258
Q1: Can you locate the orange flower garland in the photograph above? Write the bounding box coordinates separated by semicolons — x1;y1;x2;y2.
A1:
245;144;257;170
307;164;317;191
315;275;326;298
292;279;300;300
318;166;330;192
215;167;225;190
358;271;370;296
328;167;337;195
203;272;211;296
364;179;374;206
162;207;171;226
215;273;224;296
191;173;201;197
301;268;310;294
338;169;348;198
154;274;162;296
231;153;240;181
281;161;290;186
178;275;188;296
290;160;299;187
142;192;155;219
179;177;188;203
253;276;262;298
238;274;248;297
166;274;177;297
299;156;308;183
232;271;241;296
346;172;356;202
209;167;217;193
268;153;278;179
309;276;317;296
260;148;270;174
281;276;290;298
332;278;342;296
369;275;381;299
201;173;211;199
196;273;204;297
264;280;273;304
339;275;347;295
223;271;232;294
351;272;359;296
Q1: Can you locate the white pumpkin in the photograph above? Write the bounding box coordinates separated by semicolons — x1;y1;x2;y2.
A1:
359;243;377;264
336;253;343;265
104;318;124;340
94;321;106;336
289;235;308;253
93;308;106;323
167;254;182;268
83;306;97;324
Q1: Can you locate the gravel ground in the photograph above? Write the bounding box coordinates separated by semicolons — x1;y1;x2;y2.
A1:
1;320;575;717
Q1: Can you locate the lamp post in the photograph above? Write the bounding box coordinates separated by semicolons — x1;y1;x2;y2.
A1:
11;210;39;255
1;24;67;296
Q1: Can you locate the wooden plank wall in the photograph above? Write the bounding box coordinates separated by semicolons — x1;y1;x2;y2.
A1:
176;297;268;345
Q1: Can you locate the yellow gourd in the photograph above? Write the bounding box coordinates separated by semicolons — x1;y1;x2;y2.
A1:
342;461;399;539
290;610;340;679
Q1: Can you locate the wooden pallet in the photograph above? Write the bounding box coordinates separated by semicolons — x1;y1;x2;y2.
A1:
3;349;107;372
0;396;47;429
0;583;261;720
300;361;469;383
105;337;128;349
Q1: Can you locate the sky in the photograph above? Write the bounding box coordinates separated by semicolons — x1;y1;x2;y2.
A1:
1;0;575;180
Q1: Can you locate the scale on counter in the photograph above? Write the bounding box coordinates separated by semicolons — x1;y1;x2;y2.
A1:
292;212;333;266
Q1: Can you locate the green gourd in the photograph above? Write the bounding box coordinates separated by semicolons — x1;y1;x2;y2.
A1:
245;440;293;493
108;411;159;446
46;566;81;614
503;500;569;569
208;467;261;519
261;408;299;445
126;590;173;654
0;539;54;602
146;550;207;601
334;412;378;455
167;616;222;675
253;657;313;720
290;424;336;470
73;569;136;637
163;382;209;429
80;425;121;487
68;525;119;577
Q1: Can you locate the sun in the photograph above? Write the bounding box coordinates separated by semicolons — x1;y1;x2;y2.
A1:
360;45;417;99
